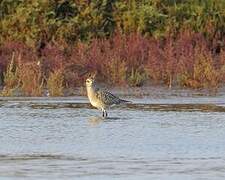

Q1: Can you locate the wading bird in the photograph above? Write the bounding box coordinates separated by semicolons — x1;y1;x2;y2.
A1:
86;77;130;117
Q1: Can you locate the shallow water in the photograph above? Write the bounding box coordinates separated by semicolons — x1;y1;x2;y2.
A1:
1;95;225;180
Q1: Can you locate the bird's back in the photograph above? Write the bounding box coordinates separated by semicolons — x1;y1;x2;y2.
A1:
96;89;130;106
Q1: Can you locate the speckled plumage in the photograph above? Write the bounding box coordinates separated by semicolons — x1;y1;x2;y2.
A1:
96;89;124;105
86;77;130;117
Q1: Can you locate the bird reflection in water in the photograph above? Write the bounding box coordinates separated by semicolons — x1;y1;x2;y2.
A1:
88;116;121;126
88;116;104;126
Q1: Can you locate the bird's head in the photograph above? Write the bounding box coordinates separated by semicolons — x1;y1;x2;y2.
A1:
86;77;95;87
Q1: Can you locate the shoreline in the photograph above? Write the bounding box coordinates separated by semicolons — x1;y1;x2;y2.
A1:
1;85;225;98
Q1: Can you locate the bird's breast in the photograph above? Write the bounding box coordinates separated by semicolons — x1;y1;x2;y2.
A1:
87;87;103;109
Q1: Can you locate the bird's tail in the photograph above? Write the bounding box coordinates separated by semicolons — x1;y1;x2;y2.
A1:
119;99;132;104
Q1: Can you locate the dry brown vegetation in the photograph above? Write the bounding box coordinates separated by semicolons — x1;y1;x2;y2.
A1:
0;0;224;96
0;30;224;96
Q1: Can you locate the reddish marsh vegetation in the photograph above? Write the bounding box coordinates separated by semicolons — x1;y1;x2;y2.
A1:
0;31;224;96
1;0;224;96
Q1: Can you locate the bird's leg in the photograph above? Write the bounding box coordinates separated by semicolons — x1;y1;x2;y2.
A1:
102;109;107;118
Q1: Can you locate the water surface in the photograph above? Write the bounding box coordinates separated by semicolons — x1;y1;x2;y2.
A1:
0;95;225;180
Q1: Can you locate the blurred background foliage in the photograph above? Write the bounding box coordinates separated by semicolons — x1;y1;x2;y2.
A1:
1;0;224;45
0;0;224;95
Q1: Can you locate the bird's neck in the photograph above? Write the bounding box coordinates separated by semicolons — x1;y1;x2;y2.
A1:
86;85;97;98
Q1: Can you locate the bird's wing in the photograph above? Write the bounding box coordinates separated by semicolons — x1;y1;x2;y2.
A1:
96;89;121;105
